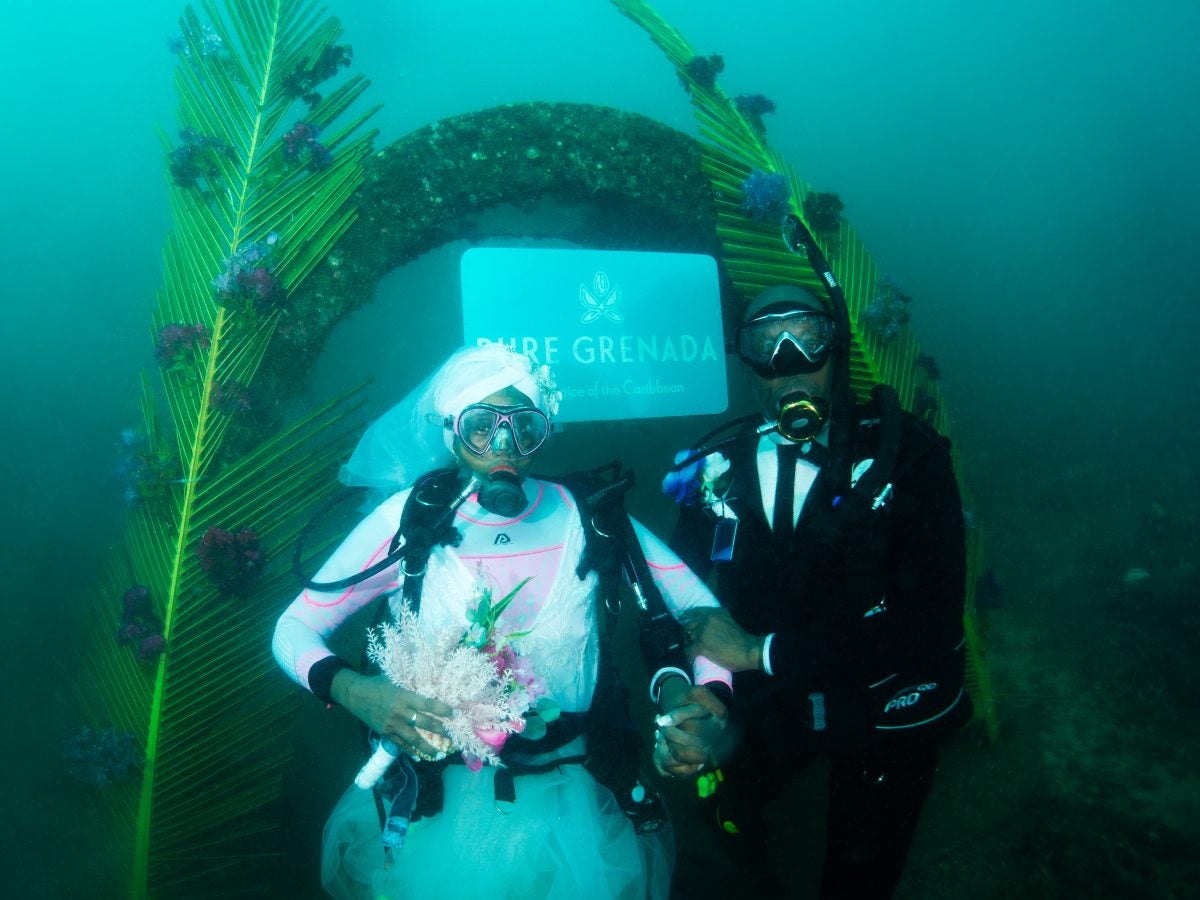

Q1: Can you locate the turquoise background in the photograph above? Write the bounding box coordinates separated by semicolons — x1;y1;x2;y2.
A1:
1;1;1197;896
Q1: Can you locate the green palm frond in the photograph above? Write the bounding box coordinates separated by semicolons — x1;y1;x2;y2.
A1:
613;0;997;740
75;1;376;895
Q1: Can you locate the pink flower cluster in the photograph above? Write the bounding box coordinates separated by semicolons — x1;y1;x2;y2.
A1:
195;525;264;596
116;585;166;663
209;380;253;416
282;121;332;171
155;323;210;369
212;235;282;311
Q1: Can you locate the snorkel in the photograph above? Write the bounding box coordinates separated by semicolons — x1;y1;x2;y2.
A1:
780;213;855;493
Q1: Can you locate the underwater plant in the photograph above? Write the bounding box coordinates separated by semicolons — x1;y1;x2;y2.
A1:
167;128;236;190
283;120;333;171
682;53;724;91
167;24;226;60
115;585;166;663
282;42;353;106
916;353;941;381
740;169;790;224
212;234;283;311
77;2;377;895
802;190;844;238
154;322;210;369
734;93;776;134
195;525;265;596
861;277;913;342
209;380;253;416
63;727;143;787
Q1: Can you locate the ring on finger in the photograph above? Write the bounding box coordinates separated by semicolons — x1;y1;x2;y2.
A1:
408;710;418;727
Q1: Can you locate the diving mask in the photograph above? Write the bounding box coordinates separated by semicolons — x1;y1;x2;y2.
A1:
734;309;834;378
448;403;550;458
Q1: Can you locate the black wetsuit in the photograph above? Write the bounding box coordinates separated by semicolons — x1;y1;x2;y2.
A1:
670;400;972;899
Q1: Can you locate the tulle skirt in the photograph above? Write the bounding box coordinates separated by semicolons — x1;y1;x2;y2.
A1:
322;763;673;900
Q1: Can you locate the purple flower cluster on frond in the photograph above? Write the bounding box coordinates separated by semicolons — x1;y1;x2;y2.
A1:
155;322;210;370
734;93;777;134
62;726;142;786
195;525;265;596
283;120;333;171
860;276;913;342
282;43;353;107
116;585;166;663
115;428;179;507
168;128;235;190
209;379;253;417
741;169;791;224
802;191;845;238
213;234;283;311
662;450;704;506
915;353;941;381
682;53;724;92
167;24;225;60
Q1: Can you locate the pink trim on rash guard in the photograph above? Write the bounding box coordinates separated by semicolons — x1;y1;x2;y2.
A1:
645;560;686;571
458;544;565;561
303;582;397;608
303;535;398;607
551;483;574;507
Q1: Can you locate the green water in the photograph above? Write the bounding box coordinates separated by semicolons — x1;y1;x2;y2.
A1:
2;1;1196;896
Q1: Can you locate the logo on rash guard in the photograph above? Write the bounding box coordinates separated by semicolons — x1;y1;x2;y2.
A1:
494;534;512;545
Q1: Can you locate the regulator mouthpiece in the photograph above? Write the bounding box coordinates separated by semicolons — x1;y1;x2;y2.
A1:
775;391;829;443
477;468;527;517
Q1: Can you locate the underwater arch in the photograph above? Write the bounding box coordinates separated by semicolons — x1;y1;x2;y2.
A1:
259;101;726;407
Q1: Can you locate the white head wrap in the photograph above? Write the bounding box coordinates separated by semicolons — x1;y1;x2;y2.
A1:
340;343;562;498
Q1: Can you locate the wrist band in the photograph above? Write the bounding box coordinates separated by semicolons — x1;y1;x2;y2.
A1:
649;667;691;703
309;655;353;706
761;634;775;676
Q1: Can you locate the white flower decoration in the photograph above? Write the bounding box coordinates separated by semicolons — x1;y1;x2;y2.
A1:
529;360;562;418
700;451;736;519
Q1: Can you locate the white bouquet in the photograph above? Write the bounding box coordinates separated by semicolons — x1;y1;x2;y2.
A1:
365;576;555;773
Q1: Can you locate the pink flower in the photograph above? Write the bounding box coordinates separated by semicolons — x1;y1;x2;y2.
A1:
138;633;166;662
474;728;510;751
463;753;484;772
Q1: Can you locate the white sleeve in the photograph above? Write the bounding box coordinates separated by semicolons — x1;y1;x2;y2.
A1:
630;517;734;695
271;491;409;692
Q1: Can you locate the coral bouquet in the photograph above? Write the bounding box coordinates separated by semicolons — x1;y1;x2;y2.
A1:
366;577;544;769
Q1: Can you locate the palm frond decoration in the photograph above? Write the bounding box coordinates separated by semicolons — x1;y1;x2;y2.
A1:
613;0;997;740
74;1;376;895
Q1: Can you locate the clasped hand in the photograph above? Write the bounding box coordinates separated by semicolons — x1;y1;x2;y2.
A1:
680;607;763;673
653;678;731;777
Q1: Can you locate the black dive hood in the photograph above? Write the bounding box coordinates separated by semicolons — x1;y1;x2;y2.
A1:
666;215;852;478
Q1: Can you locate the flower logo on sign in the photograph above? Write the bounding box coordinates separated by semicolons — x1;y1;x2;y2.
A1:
579;271;623;324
